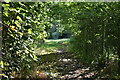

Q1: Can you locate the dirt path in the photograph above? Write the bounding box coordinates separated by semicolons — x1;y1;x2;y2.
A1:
35;40;116;79
37;49;100;79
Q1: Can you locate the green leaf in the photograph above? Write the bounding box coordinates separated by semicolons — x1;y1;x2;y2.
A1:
24;26;31;29
22;35;28;40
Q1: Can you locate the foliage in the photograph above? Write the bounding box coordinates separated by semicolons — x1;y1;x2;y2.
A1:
47;2;120;78
2;1;120;79
2;2;50;79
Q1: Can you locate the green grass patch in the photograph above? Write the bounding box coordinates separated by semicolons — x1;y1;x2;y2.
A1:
35;38;70;55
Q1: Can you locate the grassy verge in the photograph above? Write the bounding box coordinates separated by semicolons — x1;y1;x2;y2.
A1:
35;38;70;55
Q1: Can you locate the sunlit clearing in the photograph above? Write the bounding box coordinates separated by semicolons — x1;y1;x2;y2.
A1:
46;38;70;42
54;50;62;53
59;59;72;62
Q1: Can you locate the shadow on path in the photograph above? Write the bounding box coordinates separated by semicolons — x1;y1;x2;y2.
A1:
36;50;101;79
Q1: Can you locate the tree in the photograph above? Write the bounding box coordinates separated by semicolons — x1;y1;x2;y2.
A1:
2;2;50;78
47;2;120;77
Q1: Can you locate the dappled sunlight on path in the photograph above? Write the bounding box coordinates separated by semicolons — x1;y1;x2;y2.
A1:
35;38;107;79
60;67;98;79
36;51;99;79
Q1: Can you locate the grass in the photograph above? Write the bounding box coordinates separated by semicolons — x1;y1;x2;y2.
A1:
35;38;70;77
35;38;70;55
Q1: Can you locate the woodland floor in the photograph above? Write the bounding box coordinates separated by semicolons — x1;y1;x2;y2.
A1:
37;51;99;79
35;39;114;80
